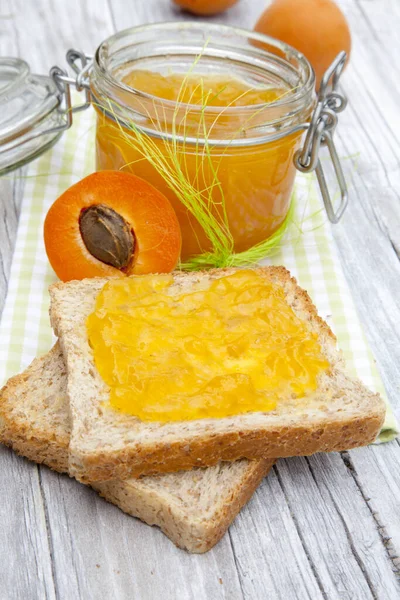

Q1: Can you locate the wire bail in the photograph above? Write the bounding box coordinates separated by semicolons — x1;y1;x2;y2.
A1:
46;50;93;137
294;52;348;223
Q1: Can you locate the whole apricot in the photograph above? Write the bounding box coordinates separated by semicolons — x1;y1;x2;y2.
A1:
173;0;238;16
254;0;351;87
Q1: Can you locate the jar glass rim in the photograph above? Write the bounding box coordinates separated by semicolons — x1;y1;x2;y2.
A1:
93;21;315;115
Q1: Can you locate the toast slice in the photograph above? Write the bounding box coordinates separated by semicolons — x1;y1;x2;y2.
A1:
49;267;385;483
0;344;273;553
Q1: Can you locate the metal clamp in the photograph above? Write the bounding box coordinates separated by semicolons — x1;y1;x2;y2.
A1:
294;52;348;223
46;50;93;136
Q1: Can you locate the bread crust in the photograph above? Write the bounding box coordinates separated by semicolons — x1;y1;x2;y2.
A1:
0;346;70;473
49;266;386;482
72;412;382;482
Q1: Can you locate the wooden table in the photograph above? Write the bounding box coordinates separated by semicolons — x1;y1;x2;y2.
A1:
1;1;399;598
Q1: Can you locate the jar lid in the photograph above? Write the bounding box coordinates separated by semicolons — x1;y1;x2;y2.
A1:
0;57;65;175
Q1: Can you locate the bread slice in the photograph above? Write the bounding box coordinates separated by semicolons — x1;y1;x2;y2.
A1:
49;266;386;483
0;344;273;553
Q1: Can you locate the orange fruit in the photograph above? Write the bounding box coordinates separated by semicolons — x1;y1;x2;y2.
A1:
173;0;238;16
254;0;351;87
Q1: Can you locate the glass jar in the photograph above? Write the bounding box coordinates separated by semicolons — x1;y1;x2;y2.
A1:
90;23;316;260
0;58;64;175
0;23;348;263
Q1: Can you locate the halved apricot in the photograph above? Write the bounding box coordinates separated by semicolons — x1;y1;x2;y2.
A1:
44;171;182;282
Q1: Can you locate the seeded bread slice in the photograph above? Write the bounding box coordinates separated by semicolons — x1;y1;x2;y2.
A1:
0;344;273;553
49;267;386;483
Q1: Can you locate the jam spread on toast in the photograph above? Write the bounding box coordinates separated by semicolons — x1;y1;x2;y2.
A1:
87;270;329;421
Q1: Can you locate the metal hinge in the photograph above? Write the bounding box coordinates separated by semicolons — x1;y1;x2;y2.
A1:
46;49;93;136
294;51;348;223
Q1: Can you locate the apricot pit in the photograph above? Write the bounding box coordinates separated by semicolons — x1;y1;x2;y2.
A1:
79;204;135;270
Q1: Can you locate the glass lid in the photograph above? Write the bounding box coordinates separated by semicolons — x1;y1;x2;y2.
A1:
0;57;65;175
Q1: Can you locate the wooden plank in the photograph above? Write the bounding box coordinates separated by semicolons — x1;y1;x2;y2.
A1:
0;447;56;600
40;468;245;600
8;0;114;72
330;0;400;420
229;469;325;600
0;0;19;58
344;444;400;570
0;9;52;596
232;455;400;600
331;164;400;416
326;0;400;577
281;454;400;598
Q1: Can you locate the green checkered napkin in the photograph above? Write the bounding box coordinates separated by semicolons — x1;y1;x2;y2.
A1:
0;104;397;442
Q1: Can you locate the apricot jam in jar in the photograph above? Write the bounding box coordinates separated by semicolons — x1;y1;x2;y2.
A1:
90;23;316;262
